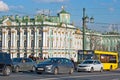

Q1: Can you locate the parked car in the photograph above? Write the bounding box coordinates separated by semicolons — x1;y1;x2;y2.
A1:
36;57;74;75
77;59;103;72
0;52;13;76
12;58;36;72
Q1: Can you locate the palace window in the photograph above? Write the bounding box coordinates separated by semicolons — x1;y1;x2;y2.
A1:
8;40;11;48
31;40;34;48
8;30;11;35
0;31;2;35
17;40;20;47
17;28;20;35
31;29;34;35
39;40;42;47
39;28;42;34
24;40;27;47
24;29;27;35
0;41;2;47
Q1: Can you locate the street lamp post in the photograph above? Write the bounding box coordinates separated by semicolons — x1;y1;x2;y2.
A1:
82;8;86;56
82;8;94;59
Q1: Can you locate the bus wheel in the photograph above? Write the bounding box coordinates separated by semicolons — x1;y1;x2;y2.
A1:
110;66;112;71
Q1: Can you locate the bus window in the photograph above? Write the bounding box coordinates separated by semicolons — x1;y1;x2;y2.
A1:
100;54;116;63
109;55;116;63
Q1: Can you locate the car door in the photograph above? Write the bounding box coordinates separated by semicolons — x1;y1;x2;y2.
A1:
63;58;70;73
19;59;27;71
21;58;28;71
94;61;102;71
57;58;66;73
25;58;34;70
63;58;71;73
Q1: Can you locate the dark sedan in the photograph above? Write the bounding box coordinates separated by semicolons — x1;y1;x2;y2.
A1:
12;58;37;72
36;57;74;75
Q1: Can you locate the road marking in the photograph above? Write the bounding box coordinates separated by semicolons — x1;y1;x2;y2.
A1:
112;79;120;80
34;73;120;80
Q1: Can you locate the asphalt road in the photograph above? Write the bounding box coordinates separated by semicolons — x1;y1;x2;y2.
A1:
0;70;120;80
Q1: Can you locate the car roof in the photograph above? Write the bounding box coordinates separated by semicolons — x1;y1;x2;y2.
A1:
85;59;100;61
49;57;68;59
12;57;31;59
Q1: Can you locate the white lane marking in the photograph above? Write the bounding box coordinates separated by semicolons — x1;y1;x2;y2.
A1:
112;79;120;80
34;73;120;80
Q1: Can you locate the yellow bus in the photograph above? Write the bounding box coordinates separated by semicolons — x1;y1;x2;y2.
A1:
77;50;119;70
94;50;118;70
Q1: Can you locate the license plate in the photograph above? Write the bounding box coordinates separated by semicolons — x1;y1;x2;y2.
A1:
38;68;44;70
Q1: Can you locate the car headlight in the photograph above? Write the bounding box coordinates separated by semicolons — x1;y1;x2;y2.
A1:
46;65;53;69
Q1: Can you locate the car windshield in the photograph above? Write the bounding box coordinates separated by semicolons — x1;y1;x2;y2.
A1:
82;60;94;64
12;58;22;62
43;58;59;63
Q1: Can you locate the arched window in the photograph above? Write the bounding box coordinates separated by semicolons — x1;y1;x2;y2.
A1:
39;28;42;34
8;40;11;48
31;40;34;48
17;40;20;47
31;29;34;35
39;40;42;47
24;40;27;47
24;29;27;35
8;30;11;35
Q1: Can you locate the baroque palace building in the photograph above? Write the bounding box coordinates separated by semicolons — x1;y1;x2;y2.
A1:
84;29;120;52
0;7;82;62
0;7;120;62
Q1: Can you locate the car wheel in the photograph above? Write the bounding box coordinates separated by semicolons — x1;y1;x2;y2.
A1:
15;66;20;72
2;66;12;76
31;66;36;72
90;67;94;72
77;68;80;72
53;68;58;75
110;66;112;71
100;67;103;72
69;68;74;74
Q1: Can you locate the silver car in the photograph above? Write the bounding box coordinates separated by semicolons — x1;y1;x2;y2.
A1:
36;57;74;75
77;59;103;72
12;58;36;72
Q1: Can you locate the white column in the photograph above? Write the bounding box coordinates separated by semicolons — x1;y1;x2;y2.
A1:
27;28;30;48
35;28;37;48
13;31;15;47
2;31;5;47
29;30;31;48
11;31;13;47
45;28;47;47
54;30;56;48
43;28;45;47
43;27;47;47
20;29;23;48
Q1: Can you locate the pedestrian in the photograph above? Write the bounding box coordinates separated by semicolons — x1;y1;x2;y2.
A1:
71;58;76;70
